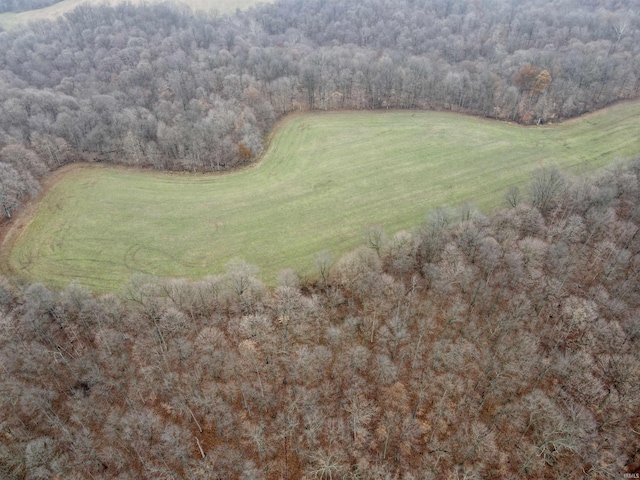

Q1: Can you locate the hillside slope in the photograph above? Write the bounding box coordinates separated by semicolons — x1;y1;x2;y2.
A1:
3;103;640;291
0;0;638;224
1;161;639;478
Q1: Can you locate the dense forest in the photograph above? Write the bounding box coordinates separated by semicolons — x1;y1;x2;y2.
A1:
0;0;639;219
1;161;640;478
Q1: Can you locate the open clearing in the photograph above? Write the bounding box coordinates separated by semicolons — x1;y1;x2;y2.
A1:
0;0;270;29
2;102;640;292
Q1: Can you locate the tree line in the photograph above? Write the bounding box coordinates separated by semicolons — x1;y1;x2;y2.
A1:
0;0;639;219
1;160;639;478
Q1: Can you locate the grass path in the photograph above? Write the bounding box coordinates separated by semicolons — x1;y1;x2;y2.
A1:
0;0;270;29
3;102;640;292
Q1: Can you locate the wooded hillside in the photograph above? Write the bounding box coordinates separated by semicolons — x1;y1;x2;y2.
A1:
1;162;639;478
0;0;639;219
1;3;640;476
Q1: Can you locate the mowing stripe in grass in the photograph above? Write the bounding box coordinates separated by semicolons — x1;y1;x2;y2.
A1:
3;102;640;293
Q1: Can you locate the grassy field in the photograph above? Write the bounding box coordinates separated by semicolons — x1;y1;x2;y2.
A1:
0;0;271;29
2;102;640;292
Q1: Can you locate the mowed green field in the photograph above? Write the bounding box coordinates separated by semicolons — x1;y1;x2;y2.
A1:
3;103;640;292
0;0;270;29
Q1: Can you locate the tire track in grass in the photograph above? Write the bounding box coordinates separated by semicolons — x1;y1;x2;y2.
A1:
3;102;640;292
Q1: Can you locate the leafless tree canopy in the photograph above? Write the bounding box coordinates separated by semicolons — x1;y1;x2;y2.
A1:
1;3;640;475
1;162;640;478
0;0;639;216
